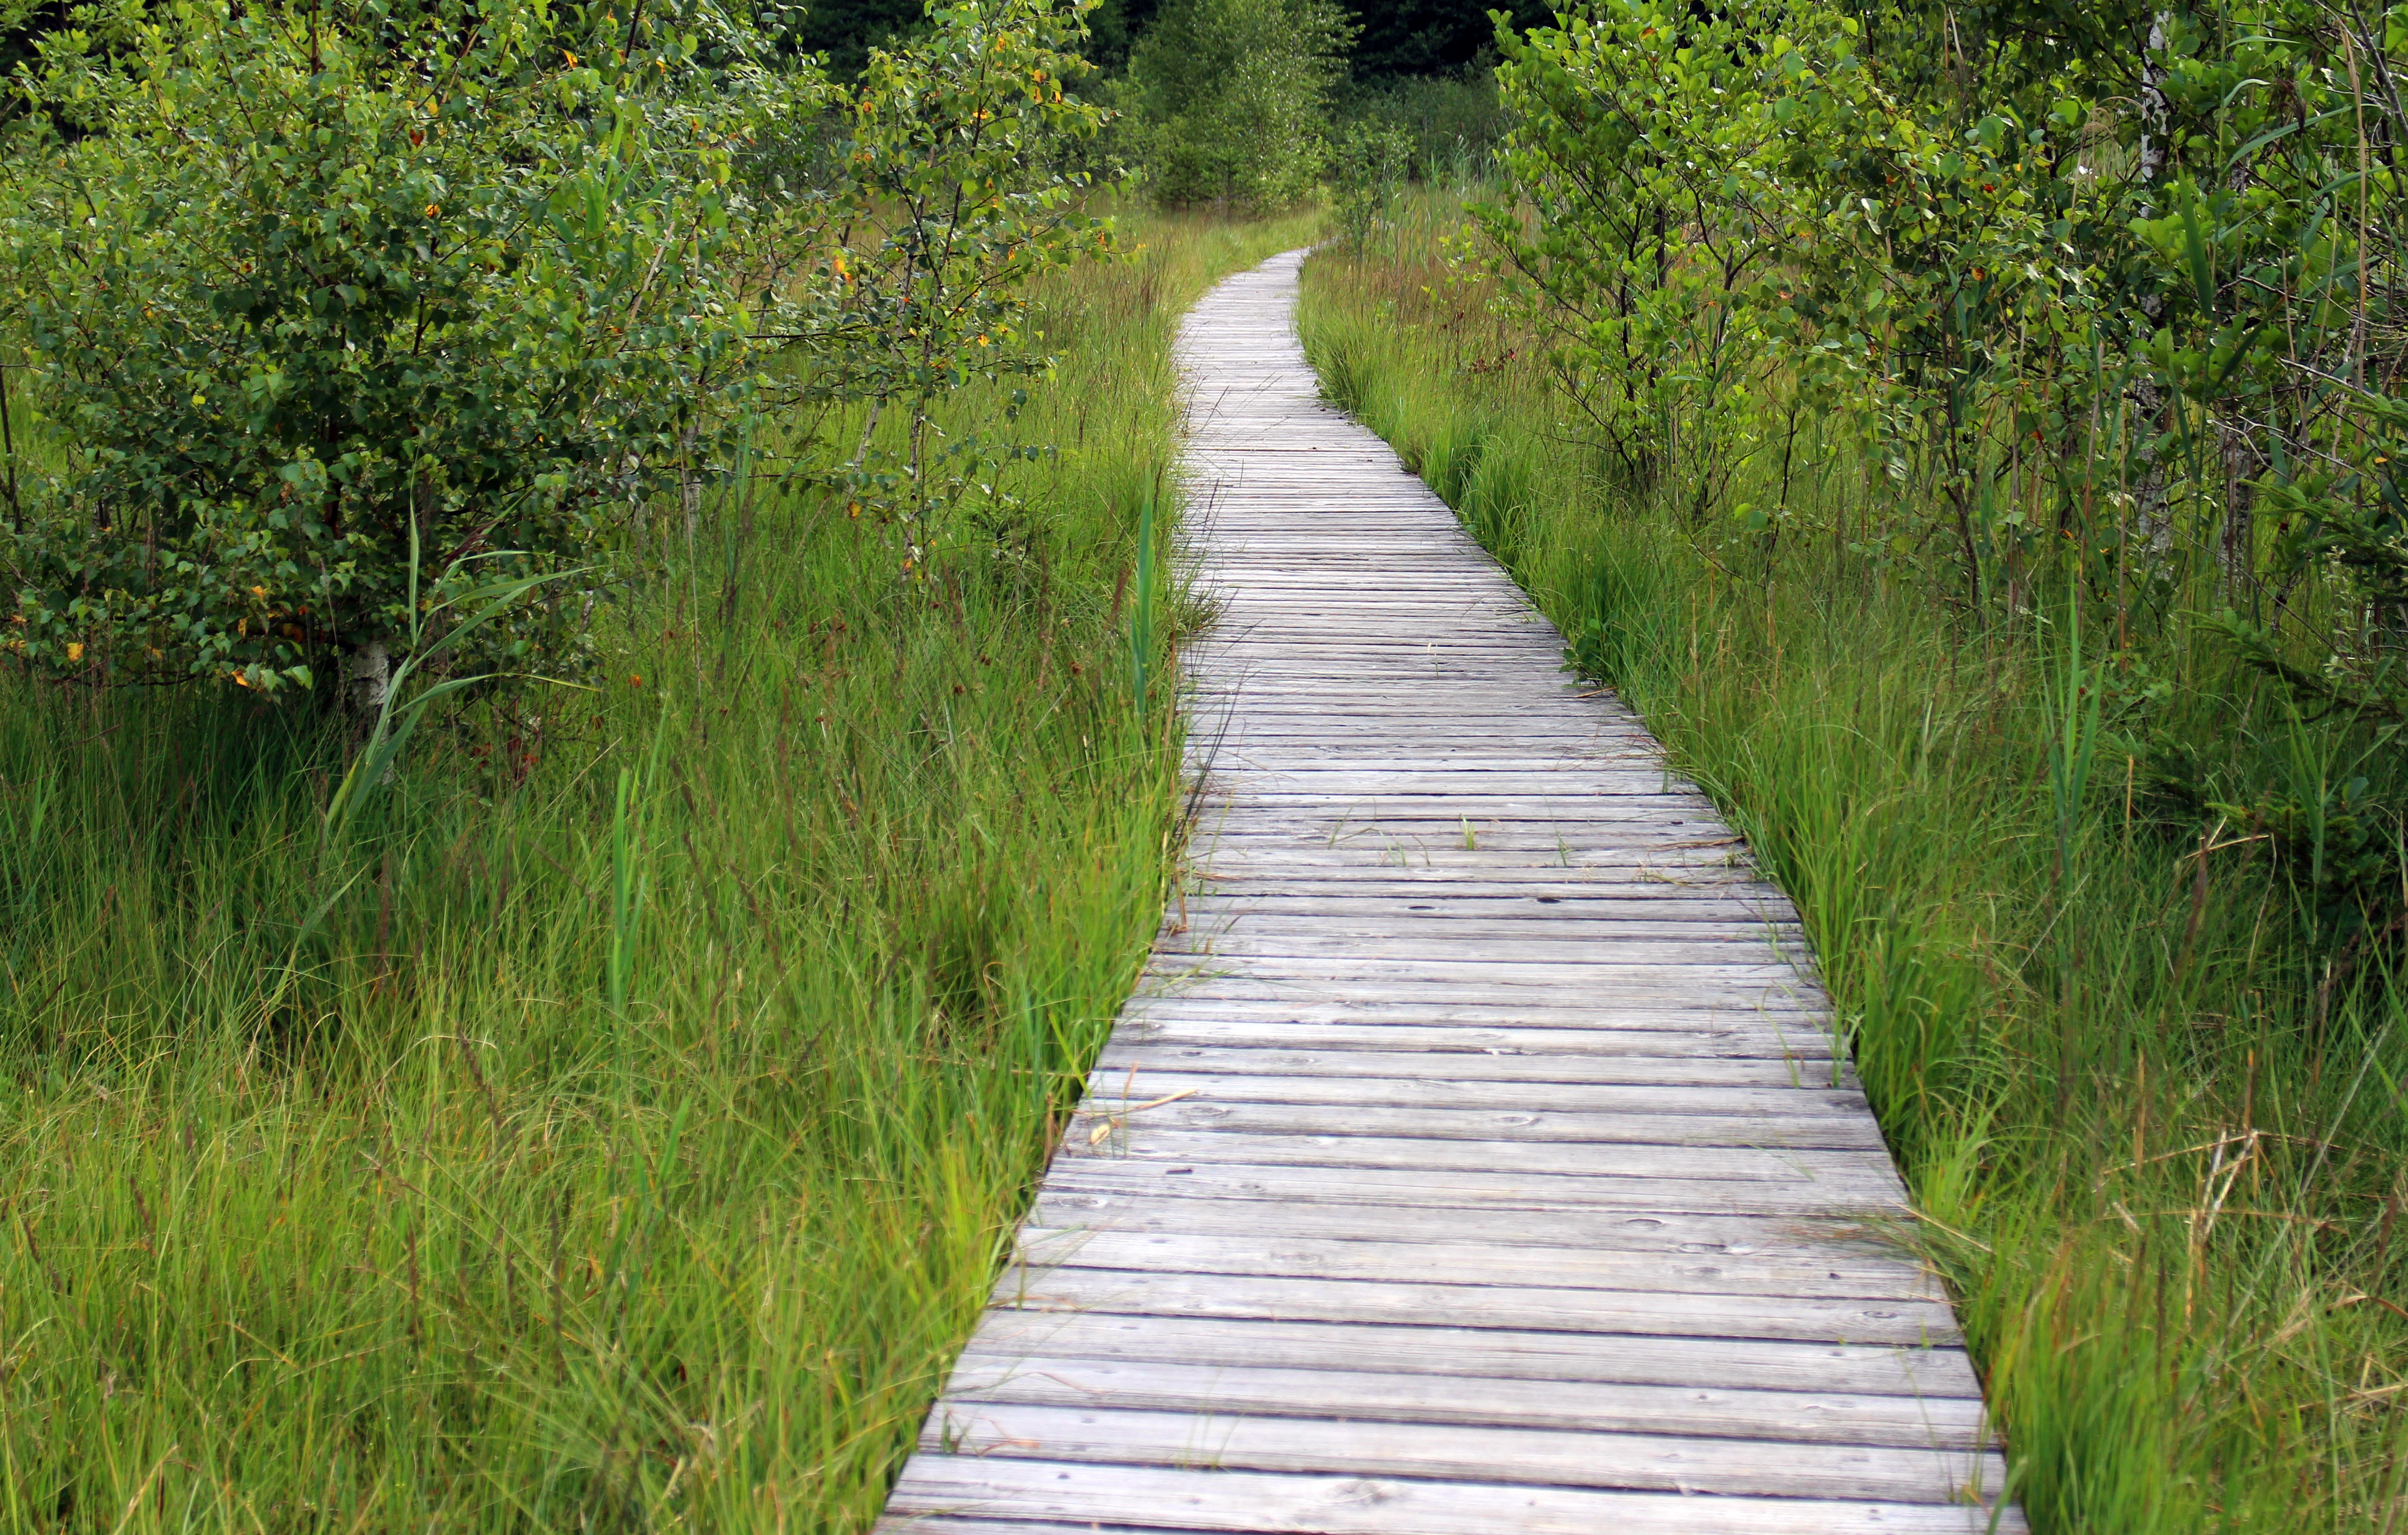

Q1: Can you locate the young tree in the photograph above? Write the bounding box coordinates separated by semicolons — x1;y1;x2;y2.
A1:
1123;0;1352;210
763;0;1125;577
1330;118;1412;244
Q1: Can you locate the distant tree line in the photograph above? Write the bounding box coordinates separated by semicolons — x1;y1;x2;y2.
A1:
5;0;1537;192
789;0;1549;80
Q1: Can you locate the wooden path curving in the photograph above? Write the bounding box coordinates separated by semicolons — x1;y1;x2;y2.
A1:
879;250;2023;1534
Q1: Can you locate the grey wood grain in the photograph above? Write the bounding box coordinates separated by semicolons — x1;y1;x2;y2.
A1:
885;1460;2027;1535
1004;1226;1941;1301
1067;1099;1891;1150
1071;1067;1869;1114
1019;1195;1911;1274
1041;1155;1903;1218
916;1401;2007;1503
948;1309;1987;1398
875;249;2018;1533
1091;1040;1844;1083
941;1353;1987;1448
987;1265;1957;1347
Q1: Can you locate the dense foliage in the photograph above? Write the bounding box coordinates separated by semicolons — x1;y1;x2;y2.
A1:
5;0;771;701
1337;66;1506;181
773;0;1116;571
1478;0;2407;943
1342;0;1547;78
1330;117;1414;241
1;0;1118;712
1119;0;1351;209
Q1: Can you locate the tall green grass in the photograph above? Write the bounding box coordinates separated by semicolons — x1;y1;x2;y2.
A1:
1302;224;2407;1533
0;207;1320;1533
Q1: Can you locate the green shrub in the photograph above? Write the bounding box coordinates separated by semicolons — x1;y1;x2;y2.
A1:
1122;0;1350;211
2;0;782;703
1338;68;1505;182
0;0;1125;718
775;0;1121;572
1330;119;1412;244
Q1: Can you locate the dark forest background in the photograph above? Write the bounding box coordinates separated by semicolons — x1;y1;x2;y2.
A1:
791;0;1548;79
4;0;1542;116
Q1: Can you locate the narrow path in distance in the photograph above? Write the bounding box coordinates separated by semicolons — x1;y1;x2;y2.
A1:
880;249;2023;1535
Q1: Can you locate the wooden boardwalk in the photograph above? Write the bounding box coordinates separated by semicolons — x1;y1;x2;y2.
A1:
880;250;2022;1534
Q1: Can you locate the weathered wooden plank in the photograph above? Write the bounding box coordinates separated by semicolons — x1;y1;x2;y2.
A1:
1073;1068;1868;1115
1194;779;1705;808
1124;993;1828;1023
1113;1020;1837;1061
1116;996;1831;1028
1163;930;1807;962
1065;1124;1903;1183
917;1402;2007;1505
1124;980;1825;1011
950;1310;1986;1399
1171;915;1812;942
1093;1040;1843;1082
1167;912;1805;940
883;1460;2024;1535
1178;883;1787;903
1139;951;1823;983
1104;1026;1845;1074
1126;977;1833;1015
1180;835;1760;858
1006;1227;1938;1301
1186;760;1675;775
1069;1099;1888;1151
1174;913;1805;940
1192;818;1740;839
1020;1194;1903;1273
1179;872;1773;893
1177;894;1791;919
988;1265;1954;1347
940;1354;1987;1448
1187;834;1773;860
1135;959;1820;996
1042;1157;1904;1219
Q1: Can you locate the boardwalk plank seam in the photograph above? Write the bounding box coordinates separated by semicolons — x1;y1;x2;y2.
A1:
877;250;2022;1534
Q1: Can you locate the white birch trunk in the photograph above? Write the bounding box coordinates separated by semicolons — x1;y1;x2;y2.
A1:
346;640;390;715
